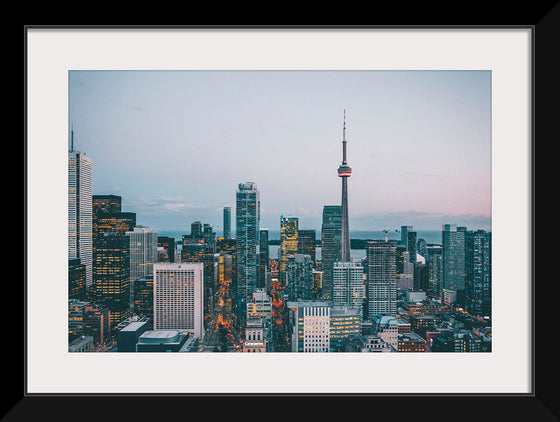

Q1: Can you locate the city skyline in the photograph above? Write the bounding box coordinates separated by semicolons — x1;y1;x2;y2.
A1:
67;69;494;356
68;70;492;234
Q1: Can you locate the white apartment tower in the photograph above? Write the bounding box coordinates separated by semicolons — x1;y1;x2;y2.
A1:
153;263;204;339
367;241;397;319
68;131;93;289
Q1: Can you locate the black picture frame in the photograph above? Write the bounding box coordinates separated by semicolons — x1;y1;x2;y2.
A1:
18;13;555;421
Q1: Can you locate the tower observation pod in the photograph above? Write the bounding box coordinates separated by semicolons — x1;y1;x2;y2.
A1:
338;110;352;263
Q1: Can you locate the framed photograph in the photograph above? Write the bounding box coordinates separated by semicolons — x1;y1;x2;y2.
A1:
21;21;551;420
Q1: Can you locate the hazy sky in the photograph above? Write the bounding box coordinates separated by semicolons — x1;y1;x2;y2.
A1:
68;70;491;234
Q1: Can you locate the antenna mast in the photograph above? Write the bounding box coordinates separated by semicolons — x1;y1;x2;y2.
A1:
70;124;74;152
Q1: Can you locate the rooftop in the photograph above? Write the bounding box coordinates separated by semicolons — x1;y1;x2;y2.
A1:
138;330;188;344
120;320;149;332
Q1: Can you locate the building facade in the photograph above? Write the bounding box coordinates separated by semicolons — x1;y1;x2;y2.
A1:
297;229;317;264
280;216;298;277
157;236;176;263
126;226;158;308
366;240;397;319
223;206;231;239
287;300;331;353
465;229;492;319
235;182;260;322
68;146;93;288
332;261;364;308
321;205;342;299
285;254;314;301
153;263;204;339
68;258;86;301
442;224;466;294
91;232;131;328
259;229;269;289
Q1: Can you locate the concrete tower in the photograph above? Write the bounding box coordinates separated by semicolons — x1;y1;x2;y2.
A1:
338;110;352;262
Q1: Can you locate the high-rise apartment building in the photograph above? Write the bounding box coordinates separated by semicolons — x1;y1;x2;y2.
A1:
332;261;364;308
68;135;93;288
400;226;413;248
153;263;204;339
396;251;414;291
407;230;418;263
321;205;342;299
236;182;260;321
223;206;232;239
465;229;492;318
442;224;466;294
426;245;443;297
259;229;269;289
285;254;314;301
366;240;397;319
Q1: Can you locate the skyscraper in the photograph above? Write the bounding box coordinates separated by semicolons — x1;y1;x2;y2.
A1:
407;230;418;263
191;221;203;238
332;261;364;308
400;226;413;248
280;216;298;277
297;229;316;264
442;224;466;294
337;110;352;263
236;182;260;321
68;258;86;301
93;210;136;243
367;240;397;319
91;232;131;328
68;129;93;288
157;236;176;263
426;244;443;297
259;229;269;289
321;205;342;299
126;226;158;308
153;262;204;339
285;254;314;301
465;229;492;318
223;206;232;239
92;194;121;216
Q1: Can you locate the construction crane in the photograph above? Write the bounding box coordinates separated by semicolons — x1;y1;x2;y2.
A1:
382;228;400;243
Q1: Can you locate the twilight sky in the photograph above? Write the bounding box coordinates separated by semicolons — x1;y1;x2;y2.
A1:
68;70;491;234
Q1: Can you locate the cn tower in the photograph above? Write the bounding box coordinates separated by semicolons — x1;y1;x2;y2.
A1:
338;110;352;262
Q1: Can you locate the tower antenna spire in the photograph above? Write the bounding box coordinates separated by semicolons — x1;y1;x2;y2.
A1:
70;124;74;152
342;109;347;164
338;109;352;262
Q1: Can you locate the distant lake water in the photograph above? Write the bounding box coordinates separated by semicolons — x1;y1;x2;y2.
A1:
157;229;445;262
